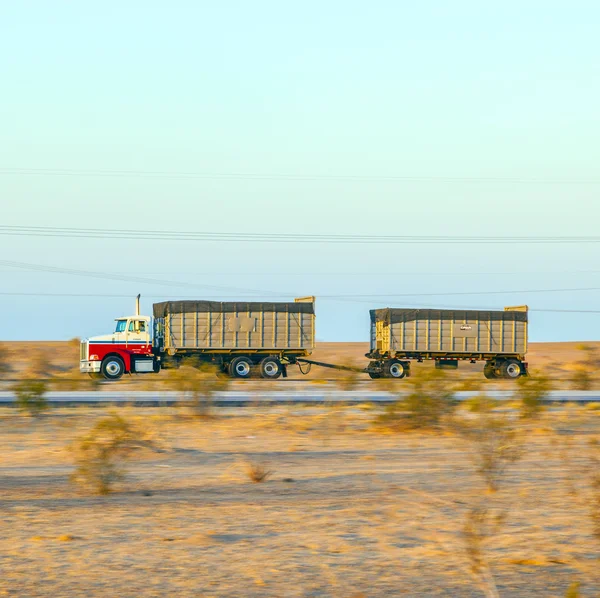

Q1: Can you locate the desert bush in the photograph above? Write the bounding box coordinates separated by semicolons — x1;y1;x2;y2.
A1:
375;368;455;430
70;413;156;494
586;438;600;545
454;374;486;393
463;395;499;413
452;398;522;492
462;505;503;598
24;350;54;378
246;461;273;483
0;343;12;378
569;345;598;390
335;361;362;392
513;372;552;419
167;358;230;417
13;379;48;416
570;366;592;391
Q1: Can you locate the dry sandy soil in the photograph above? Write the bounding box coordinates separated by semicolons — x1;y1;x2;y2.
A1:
1;405;599;597
1;341;600;389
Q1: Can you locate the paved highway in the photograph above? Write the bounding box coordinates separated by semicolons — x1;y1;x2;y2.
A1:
1;389;599;405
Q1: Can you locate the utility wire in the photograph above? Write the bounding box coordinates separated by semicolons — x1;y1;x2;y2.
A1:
0;260;278;296
2;260;600;301
0;291;599;314
4;268;600;277
1;167;599;185
1;225;599;244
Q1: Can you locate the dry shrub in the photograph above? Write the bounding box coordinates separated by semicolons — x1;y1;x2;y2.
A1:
568;345;598;390
454;374;486;392
463;395;499;413
375;368;455;430
246;461;273;483
586;438;600;545
70;413;156;494
24;350;54;379
565;582;582;598
452;398;522;492
462;505;503;598
514;371;552;419
0;343;12;378
13;379;48;416
167;358;230;418
335;361;363;392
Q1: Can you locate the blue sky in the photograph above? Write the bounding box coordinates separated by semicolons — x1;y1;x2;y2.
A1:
1;1;599;341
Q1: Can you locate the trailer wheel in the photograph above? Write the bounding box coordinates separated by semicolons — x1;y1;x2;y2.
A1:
368;372;381;379
483;363;496;379
501;359;522;380
260;357;282;380
384;359;406;379
101;356;125;381
229;356;253;379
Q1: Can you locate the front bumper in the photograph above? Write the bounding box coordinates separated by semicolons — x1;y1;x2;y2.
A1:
80;360;101;374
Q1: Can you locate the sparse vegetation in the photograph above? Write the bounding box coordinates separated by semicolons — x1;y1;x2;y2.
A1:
335;361;363;392
1;403;600;595
462;505;502;598
70;413;156;494
25;350;54;379
13;379;48;416
166;358;230;417
513;371;552;419
564;581;582;598
246;461;273;483
0;343;12;378
585;438;600;544
452;398;523;492
568;345;598;390
375;368;455;430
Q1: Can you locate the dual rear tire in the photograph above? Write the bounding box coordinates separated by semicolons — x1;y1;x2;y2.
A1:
228;356;282;380
484;359;523;380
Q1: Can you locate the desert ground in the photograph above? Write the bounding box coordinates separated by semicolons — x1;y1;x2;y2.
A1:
1;403;599;597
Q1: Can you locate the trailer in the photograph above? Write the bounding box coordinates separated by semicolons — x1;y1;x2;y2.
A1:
365;306;528;379
80;296;315;380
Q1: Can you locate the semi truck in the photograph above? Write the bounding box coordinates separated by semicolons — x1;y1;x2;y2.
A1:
80;295;316;380
80;297;528;381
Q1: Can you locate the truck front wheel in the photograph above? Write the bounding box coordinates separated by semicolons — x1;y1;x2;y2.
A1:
101;356;125;381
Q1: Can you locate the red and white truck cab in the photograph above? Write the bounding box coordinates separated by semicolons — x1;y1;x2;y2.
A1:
80;295;157;380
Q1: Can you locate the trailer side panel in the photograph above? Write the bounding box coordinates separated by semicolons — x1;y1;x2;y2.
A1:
369;306;527;358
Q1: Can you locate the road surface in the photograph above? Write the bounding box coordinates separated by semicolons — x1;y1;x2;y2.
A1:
1;389;600;405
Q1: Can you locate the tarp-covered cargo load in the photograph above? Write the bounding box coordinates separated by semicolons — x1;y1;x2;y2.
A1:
369;306;528;357
154;298;315;352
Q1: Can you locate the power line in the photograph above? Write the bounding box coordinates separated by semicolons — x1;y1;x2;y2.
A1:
2;260;600;300
0;260;278;296
1;167;599;185
1;225;600;244
4;268;600;277
0;291;599;314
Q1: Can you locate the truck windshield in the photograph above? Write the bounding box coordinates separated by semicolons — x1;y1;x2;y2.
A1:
115;320;127;333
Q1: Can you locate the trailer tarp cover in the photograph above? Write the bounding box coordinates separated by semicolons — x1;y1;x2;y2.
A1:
370;308;528;324
153;300;314;319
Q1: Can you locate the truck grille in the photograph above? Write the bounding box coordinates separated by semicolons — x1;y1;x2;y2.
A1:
80;340;88;361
